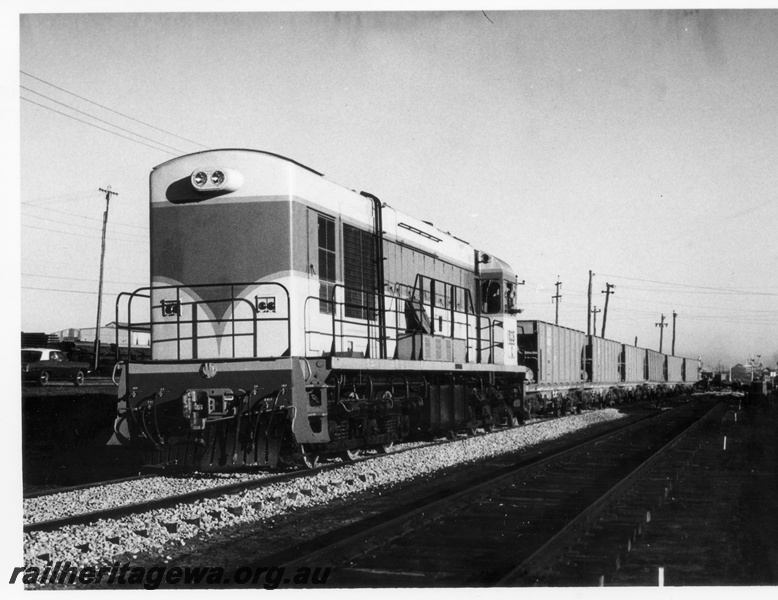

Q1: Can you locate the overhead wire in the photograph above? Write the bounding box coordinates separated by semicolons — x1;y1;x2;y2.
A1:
22;97;180;156
21;202;148;232
21;70;210;150
22;222;146;243
22;272;145;286
597;272;778;297
22;285;130;296
21;213;148;241
21;85;189;155
22;190;97;205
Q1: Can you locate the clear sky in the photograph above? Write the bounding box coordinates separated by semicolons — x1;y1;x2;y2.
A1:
10;3;778;370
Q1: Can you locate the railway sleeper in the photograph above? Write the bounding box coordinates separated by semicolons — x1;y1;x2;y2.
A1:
391;531;531;555
475;497;563;510
579;529;636;553
335;567;444;587
351;549;507;573
566;545;624;571
548;554;622;585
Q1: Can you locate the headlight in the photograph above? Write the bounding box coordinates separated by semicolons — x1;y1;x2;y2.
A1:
192;171;208;187
189;168;243;193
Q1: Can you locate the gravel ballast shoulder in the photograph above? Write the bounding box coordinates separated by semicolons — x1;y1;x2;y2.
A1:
24;409;629;572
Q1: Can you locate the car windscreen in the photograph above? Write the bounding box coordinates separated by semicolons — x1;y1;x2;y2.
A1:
22;351;43;362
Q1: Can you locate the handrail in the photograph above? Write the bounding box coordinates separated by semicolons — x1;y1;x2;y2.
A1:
117;281;291;362
303;281;496;363
115;290;150;362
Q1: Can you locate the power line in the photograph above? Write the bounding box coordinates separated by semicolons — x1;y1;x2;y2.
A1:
22;285;128;296
623;285;768;297
24;264;116;279
22;190;97;205
22;222;145;243
22;203;148;231
22;272;145;286
21;70;210;150
22;97;179;156
21;213;148;241
21;85;189;155
598;272;778;297
613;292;774;314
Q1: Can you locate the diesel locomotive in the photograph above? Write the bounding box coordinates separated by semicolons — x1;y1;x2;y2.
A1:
110;149;698;470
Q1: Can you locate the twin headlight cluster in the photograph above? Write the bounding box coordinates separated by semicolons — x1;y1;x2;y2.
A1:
190;167;244;192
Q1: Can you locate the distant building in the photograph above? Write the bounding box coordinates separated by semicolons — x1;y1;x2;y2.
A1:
731;364;749;383
54;322;150;348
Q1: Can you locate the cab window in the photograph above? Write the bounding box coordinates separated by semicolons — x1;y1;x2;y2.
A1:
481;280;502;314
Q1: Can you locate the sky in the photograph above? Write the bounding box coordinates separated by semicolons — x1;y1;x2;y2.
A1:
8;3;778;370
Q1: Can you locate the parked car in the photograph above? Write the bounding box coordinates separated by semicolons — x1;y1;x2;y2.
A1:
21;348;90;386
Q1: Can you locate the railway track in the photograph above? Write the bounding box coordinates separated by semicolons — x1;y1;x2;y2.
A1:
25;399;703;578
23;425;535;533
262;397;721;587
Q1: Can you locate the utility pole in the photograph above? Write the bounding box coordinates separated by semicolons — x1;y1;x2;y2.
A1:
552;277;562;325
94;186;118;372
600;283;615;338
587;270;594;337
655;313;667;353
585;270;594;383
591;306;602;336
671;311;677;356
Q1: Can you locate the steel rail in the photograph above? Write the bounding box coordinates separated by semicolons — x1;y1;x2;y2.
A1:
275;405;681;573
495;398;725;585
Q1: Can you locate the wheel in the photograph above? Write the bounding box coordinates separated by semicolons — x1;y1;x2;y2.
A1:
341;448;361;462
39;371;50;386
299;445;320;469
74;370;85;386
376;441;394;454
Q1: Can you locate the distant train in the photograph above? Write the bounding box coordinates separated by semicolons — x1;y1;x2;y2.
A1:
110;149;699;470
516;320;699;414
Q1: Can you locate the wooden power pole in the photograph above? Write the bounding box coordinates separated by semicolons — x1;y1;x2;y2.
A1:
552;277;562;325
671;311;677;356
655;313;668;353
94;185;118;372
600;282;615;338
591;306;602;336
587;270;594;337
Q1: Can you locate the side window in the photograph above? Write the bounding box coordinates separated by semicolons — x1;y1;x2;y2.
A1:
505;281;517;313
481;280;502;314
318;215;336;313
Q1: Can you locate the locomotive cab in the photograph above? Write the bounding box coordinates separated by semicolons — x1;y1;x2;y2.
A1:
478;254;521;365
